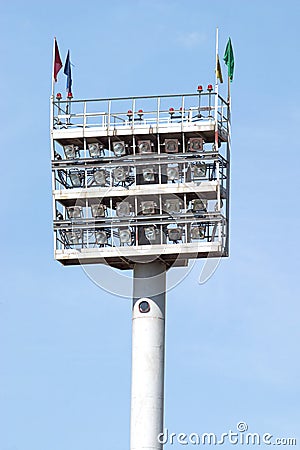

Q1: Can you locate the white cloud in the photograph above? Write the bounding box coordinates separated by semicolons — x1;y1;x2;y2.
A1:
176;31;207;48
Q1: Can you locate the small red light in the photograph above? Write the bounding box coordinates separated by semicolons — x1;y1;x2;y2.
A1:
197;85;203;92
179;107;183;111
127;110;133;115
67;92;73;99
138;109;143;113
169;107;174;114
207;84;213;92
56;92;62;100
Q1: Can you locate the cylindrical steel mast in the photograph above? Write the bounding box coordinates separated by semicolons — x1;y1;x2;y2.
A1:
130;261;166;450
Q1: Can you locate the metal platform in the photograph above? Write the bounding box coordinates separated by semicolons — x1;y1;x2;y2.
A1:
51;90;231;269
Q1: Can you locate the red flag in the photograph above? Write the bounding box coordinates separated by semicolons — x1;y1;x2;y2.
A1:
53;38;62;82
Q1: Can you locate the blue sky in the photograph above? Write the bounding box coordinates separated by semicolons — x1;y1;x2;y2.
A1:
0;1;300;449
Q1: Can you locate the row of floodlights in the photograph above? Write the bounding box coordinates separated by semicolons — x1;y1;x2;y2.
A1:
64;224;206;246
60;162;208;188
59;198;208;221
60;138;204;159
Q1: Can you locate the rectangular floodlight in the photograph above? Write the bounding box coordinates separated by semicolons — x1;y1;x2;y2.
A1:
64;144;80;159
137;140;153;154
188;137;203;152
95;230;108;245
193;162;207;179
91;203;106;217
112;141;126;157
164;139;179;153
141;201;156;215
116;202;131;217
167;227;182;242
66;206;83;219
163;198;182;214
93;169;107;186
88;143;103;158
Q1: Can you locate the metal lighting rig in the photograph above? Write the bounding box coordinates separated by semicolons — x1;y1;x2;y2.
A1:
50;83;231;450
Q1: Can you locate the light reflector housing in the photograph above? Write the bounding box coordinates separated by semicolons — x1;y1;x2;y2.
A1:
65;230;81;245
113;167;128;182
112;141;126;157
165;139;179;153
119;228;132;244
191;198;207;213
188;137;203;152
144;226;160;243
193;162;207;179
88;143;103;158
64;144;79;159
167;165;179;181
163;198;182;214
141;201;156;215
167;227;182;242
91;203;106;217
137;140;152;154
69;170;84;187
93;169;107;186
66;206;83;219
142;167;155;182
116;202;131;217
191;226;205;240
95;230;108;245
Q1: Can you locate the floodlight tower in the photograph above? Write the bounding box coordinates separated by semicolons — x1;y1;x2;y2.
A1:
50;79;231;449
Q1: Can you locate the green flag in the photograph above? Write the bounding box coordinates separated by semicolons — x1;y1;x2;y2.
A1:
223;37;234;81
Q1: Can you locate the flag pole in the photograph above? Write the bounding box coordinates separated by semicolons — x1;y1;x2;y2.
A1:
215;27;219;87
51;37;56;99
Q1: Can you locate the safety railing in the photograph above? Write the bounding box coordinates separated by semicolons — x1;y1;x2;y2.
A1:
52;92;229;134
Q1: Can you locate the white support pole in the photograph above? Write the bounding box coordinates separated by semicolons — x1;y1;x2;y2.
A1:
130;261;166;450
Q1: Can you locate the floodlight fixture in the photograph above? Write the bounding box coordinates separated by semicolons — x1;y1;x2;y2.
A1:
119;228;132;244
93;169;107;186
67;206;83;219
167;227;182;242
116;201;131;217
65;230;82;246
137;140;152;154
69;169;84;187
95;230;108;245
113;166;128;182
191;226;205;240
191;198;207;213
91;203;106;218
141;201;156;215
112;141;126;157
64;144;80;159
88;143;103;158
142;167;155;183
163;198;182;214
188;137;203;152
165;139;179;153
167;165;179;181
144;226;160;243
193;162;207;179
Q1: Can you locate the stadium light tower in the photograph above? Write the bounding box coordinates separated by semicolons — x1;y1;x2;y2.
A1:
50;58;231;449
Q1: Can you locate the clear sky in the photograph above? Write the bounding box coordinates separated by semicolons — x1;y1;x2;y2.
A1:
0;1;299;449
